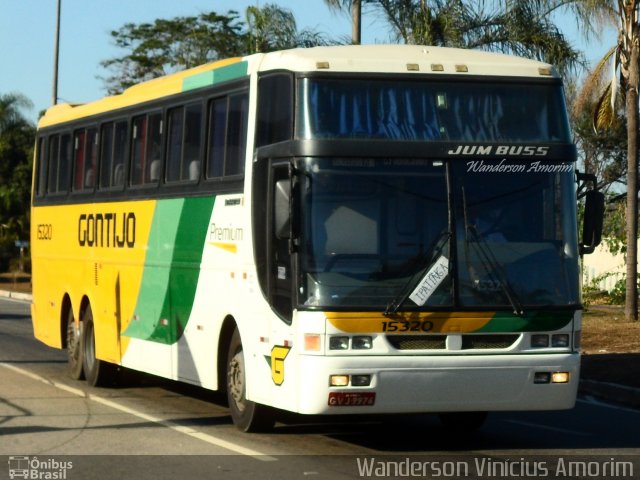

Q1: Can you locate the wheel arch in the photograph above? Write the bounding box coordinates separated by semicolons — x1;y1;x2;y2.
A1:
60;294;73;349
217;315;238;393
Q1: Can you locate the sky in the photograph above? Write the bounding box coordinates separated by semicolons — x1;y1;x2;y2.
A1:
0;0;616;124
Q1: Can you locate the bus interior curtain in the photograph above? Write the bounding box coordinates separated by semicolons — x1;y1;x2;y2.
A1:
308;83;440;140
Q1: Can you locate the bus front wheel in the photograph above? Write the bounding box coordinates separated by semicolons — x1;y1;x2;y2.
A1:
66;308;84;380
226;329;274;432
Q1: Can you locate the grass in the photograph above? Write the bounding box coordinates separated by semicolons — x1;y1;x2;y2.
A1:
582;305;640;353
0;271;32;294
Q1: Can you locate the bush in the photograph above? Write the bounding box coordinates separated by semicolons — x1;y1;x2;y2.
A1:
0;237;30;273
583;272;639;306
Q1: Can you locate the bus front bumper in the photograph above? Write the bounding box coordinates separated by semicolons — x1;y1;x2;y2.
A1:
294;353;580;415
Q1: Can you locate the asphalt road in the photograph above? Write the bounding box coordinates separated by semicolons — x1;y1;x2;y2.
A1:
1;297;639;480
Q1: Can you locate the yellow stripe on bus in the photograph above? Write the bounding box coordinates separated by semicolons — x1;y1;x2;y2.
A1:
325;311;495;334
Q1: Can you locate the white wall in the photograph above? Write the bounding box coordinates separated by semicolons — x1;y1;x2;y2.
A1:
582;241;627;292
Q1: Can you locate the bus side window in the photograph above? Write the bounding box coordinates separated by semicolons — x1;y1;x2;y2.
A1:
131;113;162;186
207;97;226;178
99;123;114;189
47;135;60;193
35;137;46;197
226;93;248;176
58;134;72;193
146;113;163;183
168;104;203;183
184;103;202;181
113;121;128;187
85;128;98;189
47;133;71;194
167;106;185;182
256;73;292;147
206;93;248;179
72;130;87;191
130;115;148;186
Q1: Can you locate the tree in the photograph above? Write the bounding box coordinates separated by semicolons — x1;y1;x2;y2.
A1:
569;0;639;321
323;0;584;76
101;5;331;94
100;11;246;94
324;0;363;44
246;4;331;53
0;93;35;271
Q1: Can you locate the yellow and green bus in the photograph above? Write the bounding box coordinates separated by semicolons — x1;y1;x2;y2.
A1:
31;45;603;432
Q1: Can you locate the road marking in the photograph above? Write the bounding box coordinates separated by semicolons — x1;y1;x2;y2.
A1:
578;396;640;415
0;362;277;461
504;419;591;437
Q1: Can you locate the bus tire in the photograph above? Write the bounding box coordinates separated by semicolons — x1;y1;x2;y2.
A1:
81;305;115;387
438;412;488;432
66;308;84;380
226;328;275;432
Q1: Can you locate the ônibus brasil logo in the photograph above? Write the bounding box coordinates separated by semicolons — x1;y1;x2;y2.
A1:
8;456;73;479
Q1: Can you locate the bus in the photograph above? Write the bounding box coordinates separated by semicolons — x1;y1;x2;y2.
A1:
31;45;604;432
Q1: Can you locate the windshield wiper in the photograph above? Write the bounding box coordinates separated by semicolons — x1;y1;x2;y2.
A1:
461;188;524;316
384;230;451;316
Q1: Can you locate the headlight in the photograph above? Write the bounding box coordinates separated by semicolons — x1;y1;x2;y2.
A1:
329;336;349;350
531;334;549;348
552;334;570;348
352;336;373;350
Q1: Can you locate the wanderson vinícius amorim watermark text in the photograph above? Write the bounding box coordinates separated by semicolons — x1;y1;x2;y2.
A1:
356;456;635;478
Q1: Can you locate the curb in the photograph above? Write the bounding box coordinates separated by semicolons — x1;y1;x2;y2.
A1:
0;290;32;302
579;379;640;409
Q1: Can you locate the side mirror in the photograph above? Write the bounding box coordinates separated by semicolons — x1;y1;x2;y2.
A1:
580;189;605;255
274;179;291;239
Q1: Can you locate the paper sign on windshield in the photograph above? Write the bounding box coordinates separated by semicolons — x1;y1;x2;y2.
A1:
409;255;449;306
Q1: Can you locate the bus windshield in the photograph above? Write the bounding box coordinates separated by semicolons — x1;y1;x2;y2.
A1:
298;158;579;310
297;78;571;143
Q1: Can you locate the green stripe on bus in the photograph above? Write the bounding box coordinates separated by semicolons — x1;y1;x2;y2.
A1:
477;310;573;332
124;196;215;344
182;61;248;92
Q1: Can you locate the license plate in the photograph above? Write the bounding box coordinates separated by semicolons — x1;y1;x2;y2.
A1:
328;392;376;406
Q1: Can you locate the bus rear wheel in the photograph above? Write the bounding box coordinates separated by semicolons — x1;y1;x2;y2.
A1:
81;305;115;387
226;329;274;432
66;308;84;380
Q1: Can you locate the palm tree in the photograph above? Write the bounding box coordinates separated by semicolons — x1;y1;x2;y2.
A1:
323;1;584;77
324;0;363;44
246;3;330;53
0;93;32;136
570;0;638;321
0;93;34;247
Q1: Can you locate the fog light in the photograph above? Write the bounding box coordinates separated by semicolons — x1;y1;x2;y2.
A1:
330;374;349;387
304;334;321;352
352;336;373;350
329;336;350;350
552;334;570;348
351;374;371;387
534;372;551;384
552;372;570;383
531;334;549;348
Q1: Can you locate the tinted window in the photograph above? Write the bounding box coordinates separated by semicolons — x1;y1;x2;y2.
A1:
256;73;292;147
72;128;97;192
166;104;202;183
47;134;71;194
99;121;127;189
131;113;162;186
35;137;46;197
206;93;248;179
